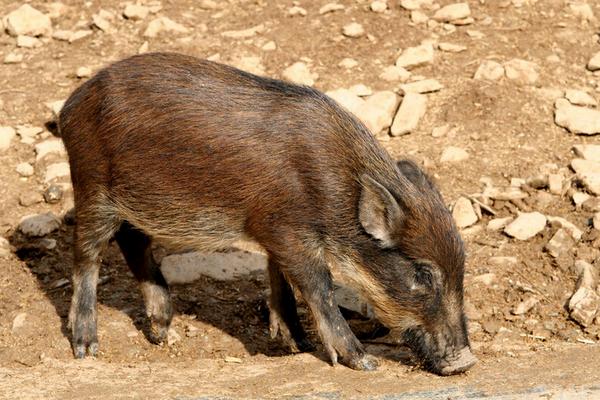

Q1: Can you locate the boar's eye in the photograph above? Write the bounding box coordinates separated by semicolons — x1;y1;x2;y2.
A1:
413;262;434;288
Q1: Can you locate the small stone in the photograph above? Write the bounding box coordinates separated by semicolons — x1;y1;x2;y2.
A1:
199;0;219;10
440;146;469;163
466;30;484;39
481;320;500;335
555;99;600;135
19;191;43;207
548;174;563;195
124;4;150;20
504;212;547;240
16;162;34;177
68;30;93;43
12;313;27;333
488;256;518;267
224;356;243;363
18;212;60;237
379;65;411;82
400;0;433;10
452;197;478;228
261;41;276;51
593;212;600;230
319;3;345;14
349;84;372;97
92;11;113;32
570;2;595;22
504;59;539;85
0;126;16;151
474;60;504;81
390;93;427;136
568;261;599;327
431;125;450;138
438;42;467;53
487;217;513;231
282;62;317;86
588;52;600;72
5;5;52;37
572;191;591;207
464;300;481;321
339;58;358;69
127;331;139;338
35;139;66;161
342;23;365;38
400;79;443;94
45;100;65;119
362;91;400;133
232;56;265;76
571;158;600;194
221;24;265;39
370;1;387;13
573;144;600;161
16;35;43;48
0;237;11;258
45;162;70;183
44;184;64;204
51;30;72;41
76;66;92;78
544;228;575;258
565;90;597;107
583;198;600;212
395;43;434;69
411;10;428;24
512;297;539;315
4;52;23;64
288;6;307;16
473;273;496;286
167;328;181;346
143;17;188;38
546;216;583;241
433;3;470;22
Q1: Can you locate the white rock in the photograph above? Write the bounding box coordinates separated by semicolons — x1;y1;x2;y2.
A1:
588;52;600;72
399;0;433;10
572;191;591;207
379;65;411;82
570;2;595;21
400;79;443;94
160;250;267;283
342;22;365;38
487;216;513;231
452;197;478;228
221;24;265;39
0;237;10;258
5;5;52;37
410;10;428;24
45;162;70;182
319;3;345;14
370;1;387;13
349;84;372;97
167;328;181;346
143;17;188;38
19;212;60;237
16;162;34;177
3;52;23;64
0;126;16;151
35;139;66;161
474;60;504;81
16;35;43;48
44;100;65;119
261;41;276;51
571;160;600;195
440;146;469;163
92;11;113;32
548;173;563;195
438;42;467;53
433;3;470;22
396;43;434;69
282;62;317;86
12;313;27;333
504;212;547;240
68;30;93;43
51;30;73;41
593;212;600;230
390;93;427;136
555;98;600;135
488;256;518;267
338;58;358;69
199;0;219;10
544;228;575;258
288;6;307;16
473;273;496;286
232;56;265;76
124;4;150;20
466;29;484;39
573;144;600;162
362;91;400;133
565;90;597;107
76;66;92;78
546;216;583;241
569;260;599;327
512;297;539;315
326;89;364;115
504;59;539;85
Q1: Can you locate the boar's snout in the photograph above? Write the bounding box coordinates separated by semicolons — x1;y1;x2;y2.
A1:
436;346;477;376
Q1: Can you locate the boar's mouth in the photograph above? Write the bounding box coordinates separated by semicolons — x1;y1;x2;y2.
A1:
402;327;477;376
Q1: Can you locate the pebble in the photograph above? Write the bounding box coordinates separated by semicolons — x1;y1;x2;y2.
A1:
452;197;478;228
199;0;219;10
572;191;590;207
400;0;433;10
544;228;575;258
555;98;600;135
338;58;358;69
18;212;60;237
19;191;43;207
587;52;600;71
487;216;513;231
68;30;93;43
349;84;372;97
45;100;65;119
570;2;595;22
44;184;64;204
167;328;181;346
569;260;599;327
92;10;114;32
466;30;484;39
547;173;563;195
124;4;150;20
438;42;467;53
410;10;429;24
395;43;434;69
390;93;427;136
327;89;399;134
512;297;539;315
16;162;34;177
379;65;411;82
76;66;92;78
282;62;317;86
16;35;43;48
573;144;600;162
439;146;469;163
488;256;517;267
431;125;450;138
35;139;66;161
571;158;600;195
0;126;16;151
221;24;265;39
433;3;471;22
473;273;496;286
5;5;52;37
504;59;539;85
288;6;307;16
319;3;345;14
143;17;188;38
400;79;443;94
232;56;265;76
261;41;276;51
0;237;10;258
342;23;365;38
160;250;267;283
565;90;597;107
12;313;27;333
546;216;583;241
370;1;387;13
44;162;70;182
504;212;546;240
474;60;504;81
4;52;23;64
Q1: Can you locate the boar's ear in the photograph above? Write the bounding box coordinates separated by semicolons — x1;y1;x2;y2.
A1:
396;159;431;187
359;175;404;248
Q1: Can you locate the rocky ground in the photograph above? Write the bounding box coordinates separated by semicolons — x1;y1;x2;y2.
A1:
2;0;600;398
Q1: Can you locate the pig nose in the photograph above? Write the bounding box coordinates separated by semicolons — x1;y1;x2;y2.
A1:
438;347;477;376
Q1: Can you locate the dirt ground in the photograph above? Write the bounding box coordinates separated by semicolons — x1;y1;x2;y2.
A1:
1;0;600;398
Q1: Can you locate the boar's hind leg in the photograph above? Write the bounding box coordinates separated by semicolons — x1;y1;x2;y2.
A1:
271;253;378;371
268;260;314;352
114;222;173;344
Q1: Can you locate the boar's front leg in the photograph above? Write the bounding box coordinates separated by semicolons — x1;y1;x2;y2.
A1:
114;222;173;344
269;249;378;371
268;259;314;352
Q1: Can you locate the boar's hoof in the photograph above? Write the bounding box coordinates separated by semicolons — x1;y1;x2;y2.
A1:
343;353;379;371
73;341;98;359
437;347;477;376
146;322;169;345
